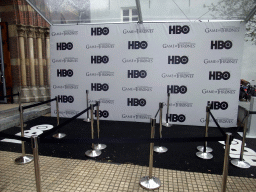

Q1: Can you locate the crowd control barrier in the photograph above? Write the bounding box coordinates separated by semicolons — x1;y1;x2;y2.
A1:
230;110;256;169
15;97;57;165
85;104;101;157
163;92;172;127
0;92;19;103
52;96;66;139
154;102;168;153
84;90;91;122
196;105;213;159
1;100;246;192
93;101;107;150
140;118;161;190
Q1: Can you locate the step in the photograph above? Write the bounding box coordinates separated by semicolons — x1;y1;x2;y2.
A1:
0;104;50;131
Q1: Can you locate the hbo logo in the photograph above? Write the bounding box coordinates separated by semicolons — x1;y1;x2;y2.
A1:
169;25;190;34
91;27;109;36
57;69;73;77
167;85;187;94
127;98;146;107
128;70;147;78
211;40;232;49
91;83;109;91
128;41;148;49
209;71;230;80
56;42;73;50
168;56;189;64
58;95;74;103
167;114;186;122
207;101;228;110
94;110;109;118
91;56;109;64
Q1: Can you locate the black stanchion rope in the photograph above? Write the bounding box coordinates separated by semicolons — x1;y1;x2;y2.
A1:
208;111;226;136
39;103;98;139
155;108;160;118
0;93;19;99
249;111;256;114
22;98;57;110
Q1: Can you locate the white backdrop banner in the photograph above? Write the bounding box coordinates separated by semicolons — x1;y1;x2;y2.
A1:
50;21;245;127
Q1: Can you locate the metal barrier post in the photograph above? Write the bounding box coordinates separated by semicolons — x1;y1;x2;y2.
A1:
197;105;213;155
15;105;34;164
84;90;91;122
221;132;232;192
154;102;168;153
196;105;213;159
52;96;66;139
93;101;107;150
140;118;161;190
231;112;251;168
85;104;101;157
163;92;172;127
17;91;27;128
31;136;42;192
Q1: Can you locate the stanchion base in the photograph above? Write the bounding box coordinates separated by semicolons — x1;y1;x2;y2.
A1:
154;146;168;153
15;155;34;165
52;133;66;139
85;149;101;157
94;143;107;150
163;123;172;127
197;146;213;153
83;118;91;122
231;159;251;169
196;152;213;160
139;176;161;190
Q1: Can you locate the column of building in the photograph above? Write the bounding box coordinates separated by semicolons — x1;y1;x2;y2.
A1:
17;24;50;102
17;24;30;102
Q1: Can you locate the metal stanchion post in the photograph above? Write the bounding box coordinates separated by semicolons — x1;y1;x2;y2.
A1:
163;92;172;127
15;105;34;164
154;102;168;153
196;105;213;159
140;118;161;190
17;91;27;128
31;136;42;192
221;132;232;192
84;90;91;122
53;96;66;139
231;112;251;168
197;105;213;152
93;101;107;150
85;104;101;157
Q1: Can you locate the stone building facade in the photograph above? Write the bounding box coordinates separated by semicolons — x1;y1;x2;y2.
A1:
0;0;50;103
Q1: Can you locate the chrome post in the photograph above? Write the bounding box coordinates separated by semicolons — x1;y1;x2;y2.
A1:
140;118;161;190
15;105;33;165
154;103;168;153
84;90;91;122
17;91;26;128
231;112;251;168
52;96;66;139
221;132;232;192
163;92;172;127
31;136;42;192
196;105;213;159
94;101;107;150
85;104;101;157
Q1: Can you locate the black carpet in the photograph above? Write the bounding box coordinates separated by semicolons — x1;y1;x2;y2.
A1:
0;116;256;179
